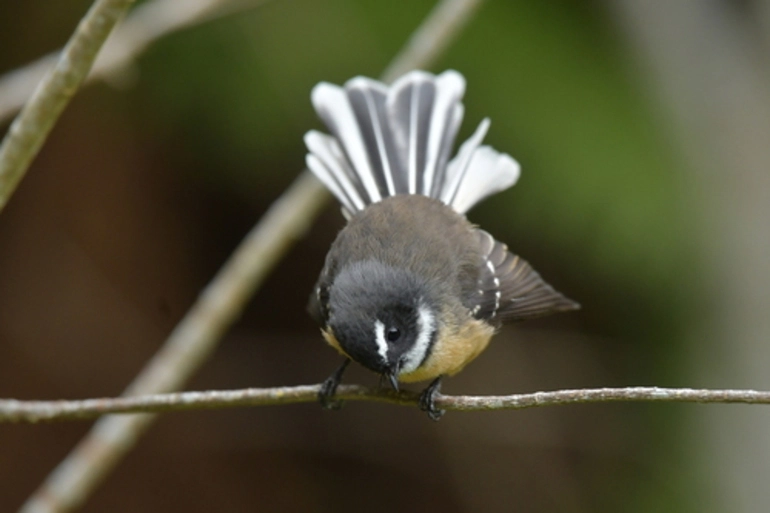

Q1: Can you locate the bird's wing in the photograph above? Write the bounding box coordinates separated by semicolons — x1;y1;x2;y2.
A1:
468;230;580;326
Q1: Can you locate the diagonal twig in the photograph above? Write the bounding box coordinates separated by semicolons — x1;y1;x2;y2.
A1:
381;0;484;83
0;0;137;213
3;385;769;424
18;0;490;512
0;0;268;125
18;169;330;513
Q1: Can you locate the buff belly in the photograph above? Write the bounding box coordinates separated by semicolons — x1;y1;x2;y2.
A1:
322;318;496;384
398;317;496;383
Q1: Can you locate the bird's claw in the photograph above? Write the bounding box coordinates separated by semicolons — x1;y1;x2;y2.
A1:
318;359;350;410
419;376;445;421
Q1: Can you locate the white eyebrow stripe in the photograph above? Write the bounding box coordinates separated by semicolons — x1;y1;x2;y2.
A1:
374;320;389;364
400;303;436;375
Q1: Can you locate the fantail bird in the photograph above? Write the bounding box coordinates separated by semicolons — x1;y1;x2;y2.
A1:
304;70;579;420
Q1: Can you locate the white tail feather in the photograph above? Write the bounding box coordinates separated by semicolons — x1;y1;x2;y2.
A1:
446;146;520;214
417;70;465;196
347;78;397;196
305;70;520;215
441;117;490;207
304;131;365;213
312;83;382;203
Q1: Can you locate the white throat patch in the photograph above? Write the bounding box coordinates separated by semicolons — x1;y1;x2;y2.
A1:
400;303;435;375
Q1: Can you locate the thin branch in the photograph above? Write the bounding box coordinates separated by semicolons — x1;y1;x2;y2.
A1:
3;386;769;424
0;0;267;125
611;3;770;509
18;171;330;513
0;0;136;213
18;1;490;512
381;0;485;83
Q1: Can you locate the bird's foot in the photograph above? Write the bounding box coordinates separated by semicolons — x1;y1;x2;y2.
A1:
419;376;446;421
318;359;350;410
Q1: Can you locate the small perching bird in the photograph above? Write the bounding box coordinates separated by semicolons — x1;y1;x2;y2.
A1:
304;70;578;420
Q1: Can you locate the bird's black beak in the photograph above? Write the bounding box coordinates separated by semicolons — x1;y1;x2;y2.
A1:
383;360;401;391
387;371;399;392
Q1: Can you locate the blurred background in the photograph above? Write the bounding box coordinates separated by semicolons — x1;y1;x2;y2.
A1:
1;0;769;511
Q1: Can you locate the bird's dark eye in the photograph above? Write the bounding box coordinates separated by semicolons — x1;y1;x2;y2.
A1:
386;327;401;342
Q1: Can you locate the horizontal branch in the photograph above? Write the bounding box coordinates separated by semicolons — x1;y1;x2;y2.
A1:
3;385;769;423
18;1;492;510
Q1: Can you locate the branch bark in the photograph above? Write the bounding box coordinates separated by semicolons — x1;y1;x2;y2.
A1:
610;2;770;511
0;0;136;213
2;386;769;424
0;0;266;126
381;0;485;83
17;1;490;512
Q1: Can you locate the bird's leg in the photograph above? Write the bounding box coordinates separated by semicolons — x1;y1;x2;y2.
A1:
419;376;445;421
318;359;350;410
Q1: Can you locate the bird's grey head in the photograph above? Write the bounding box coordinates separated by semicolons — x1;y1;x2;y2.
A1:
327;260;438;388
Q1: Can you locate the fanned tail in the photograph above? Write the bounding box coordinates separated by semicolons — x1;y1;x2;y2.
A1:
305;70;520;216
